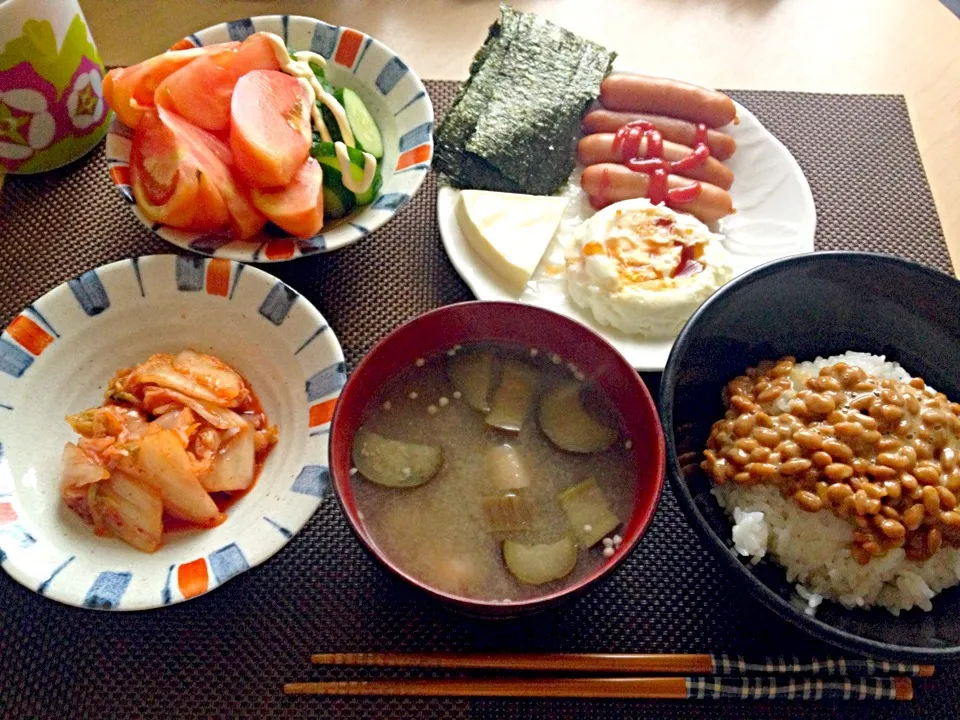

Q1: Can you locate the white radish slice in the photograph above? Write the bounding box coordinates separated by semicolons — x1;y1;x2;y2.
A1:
481;493;533;532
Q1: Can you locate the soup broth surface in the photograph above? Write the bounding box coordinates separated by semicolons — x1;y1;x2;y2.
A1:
350;343;637;601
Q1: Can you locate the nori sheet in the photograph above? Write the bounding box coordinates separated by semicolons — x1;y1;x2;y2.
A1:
433;6;531;192
433;4;616;195
434;7;530;191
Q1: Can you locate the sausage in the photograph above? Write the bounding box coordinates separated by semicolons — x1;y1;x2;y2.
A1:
577;133;734;191
581;163;734;225
582;109;737;161
600;73;738;128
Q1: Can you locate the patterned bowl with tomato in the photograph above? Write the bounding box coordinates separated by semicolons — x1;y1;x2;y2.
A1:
104;15;433;262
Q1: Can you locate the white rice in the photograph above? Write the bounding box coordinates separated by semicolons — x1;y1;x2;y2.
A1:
712;352;960;615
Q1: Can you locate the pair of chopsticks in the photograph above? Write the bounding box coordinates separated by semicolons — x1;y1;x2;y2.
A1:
284;652;933;701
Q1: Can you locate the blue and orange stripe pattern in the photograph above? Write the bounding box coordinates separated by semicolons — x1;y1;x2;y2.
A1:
0;305;59;378
396;121;433;173
305;361;345;437
157;543;253;605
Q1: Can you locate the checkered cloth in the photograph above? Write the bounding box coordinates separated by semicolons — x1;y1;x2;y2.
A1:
686;676;903;700
713;655;929;676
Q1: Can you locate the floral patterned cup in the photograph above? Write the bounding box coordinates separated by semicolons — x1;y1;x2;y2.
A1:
0;0;110;173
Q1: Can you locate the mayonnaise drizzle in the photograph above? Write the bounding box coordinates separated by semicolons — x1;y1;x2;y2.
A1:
259;32;377;195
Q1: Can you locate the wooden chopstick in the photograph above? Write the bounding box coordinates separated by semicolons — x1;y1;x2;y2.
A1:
285;676;915;700
310;652;935;678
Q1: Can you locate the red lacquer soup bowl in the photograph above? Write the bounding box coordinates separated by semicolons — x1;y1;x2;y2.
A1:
329;301;665;616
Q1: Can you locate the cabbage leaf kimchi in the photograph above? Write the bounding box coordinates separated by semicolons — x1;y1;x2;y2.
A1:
60;350;278;552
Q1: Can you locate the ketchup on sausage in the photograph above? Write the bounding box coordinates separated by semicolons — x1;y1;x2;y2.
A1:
595;120;712;211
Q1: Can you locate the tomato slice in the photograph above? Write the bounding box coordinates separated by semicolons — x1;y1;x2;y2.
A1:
154;55;236;133
225;33;281;76
130;108;229;231
104;43;239;129
230;70;312;188
156;107;266;240
250;157;324;238
154;34;281;133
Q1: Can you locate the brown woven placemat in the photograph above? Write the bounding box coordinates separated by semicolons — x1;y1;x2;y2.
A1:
0;82;955;719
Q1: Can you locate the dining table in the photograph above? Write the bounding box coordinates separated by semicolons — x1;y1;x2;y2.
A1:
2;0;960;717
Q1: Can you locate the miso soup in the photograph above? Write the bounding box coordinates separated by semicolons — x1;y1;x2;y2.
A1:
350;343;637;601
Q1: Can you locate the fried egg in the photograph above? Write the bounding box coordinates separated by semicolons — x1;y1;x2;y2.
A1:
564;198;733;337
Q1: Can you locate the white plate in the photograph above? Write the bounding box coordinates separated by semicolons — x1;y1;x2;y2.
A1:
0;255;344;610
437;101;816;370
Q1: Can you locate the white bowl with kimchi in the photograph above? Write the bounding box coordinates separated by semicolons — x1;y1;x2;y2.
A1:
0;255;343;610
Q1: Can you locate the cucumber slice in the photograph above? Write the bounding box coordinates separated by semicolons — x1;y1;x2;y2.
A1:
322;185;349;220
352;428;442;488
336;87;384;159
317;162;355;219
312;140;360;164
558;478;620;547
312;140;339;164
503;536;578;585
352;164;382;207
312;141;383;209
310;63;349;142
307;62;341;141
320;105;344;143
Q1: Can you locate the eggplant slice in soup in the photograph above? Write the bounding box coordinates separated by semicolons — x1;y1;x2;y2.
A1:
503;536;579;585
539;381;618;453
447;350;494;412
352;428;443;487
